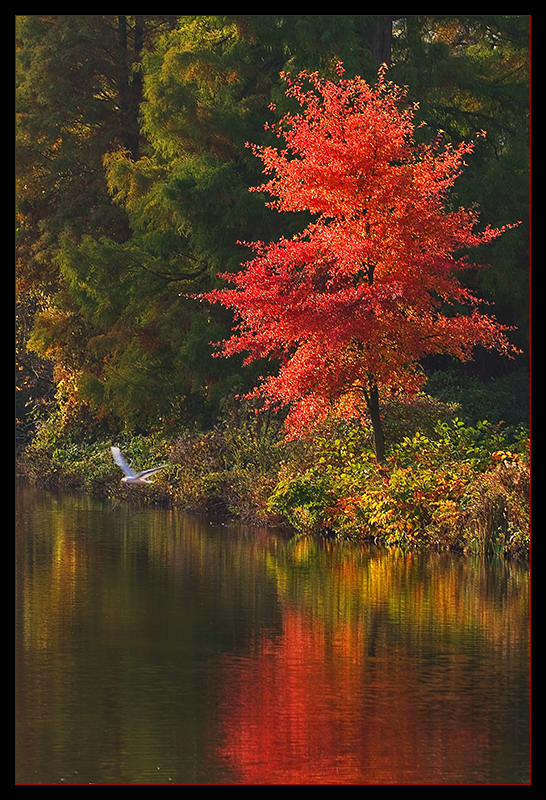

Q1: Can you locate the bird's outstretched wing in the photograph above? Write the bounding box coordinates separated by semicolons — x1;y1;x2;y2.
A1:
135;465;168;479
111;446;136;478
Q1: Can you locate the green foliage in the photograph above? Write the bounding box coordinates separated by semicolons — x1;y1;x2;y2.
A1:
267;469;337;532
392;416;515;471
19;417;170;497
267;408;529;557
166;400;287;517
425;367;530;427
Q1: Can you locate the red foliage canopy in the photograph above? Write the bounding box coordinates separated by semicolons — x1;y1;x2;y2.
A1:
202;64;518;439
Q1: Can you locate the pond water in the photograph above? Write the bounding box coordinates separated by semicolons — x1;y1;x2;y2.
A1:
16;483;530;785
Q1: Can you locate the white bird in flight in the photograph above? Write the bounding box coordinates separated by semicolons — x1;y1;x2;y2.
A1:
111;446;167;485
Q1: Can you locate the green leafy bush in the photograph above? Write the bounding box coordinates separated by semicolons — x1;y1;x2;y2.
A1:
267;414;529;557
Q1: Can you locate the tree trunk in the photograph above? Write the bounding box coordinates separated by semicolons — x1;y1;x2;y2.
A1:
117;15;142;160
366;17;394;66
364;380;386;464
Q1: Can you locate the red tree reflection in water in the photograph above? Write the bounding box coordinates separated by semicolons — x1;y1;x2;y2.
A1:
212;604;495;785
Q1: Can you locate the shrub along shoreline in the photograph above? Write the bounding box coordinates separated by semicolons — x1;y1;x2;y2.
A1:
18;393;530;561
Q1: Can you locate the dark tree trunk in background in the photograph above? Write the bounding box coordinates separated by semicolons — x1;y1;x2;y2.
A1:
117;15;143;160
366;16;394;65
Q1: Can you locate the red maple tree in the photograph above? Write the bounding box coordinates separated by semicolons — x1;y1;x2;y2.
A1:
203;64;518;461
